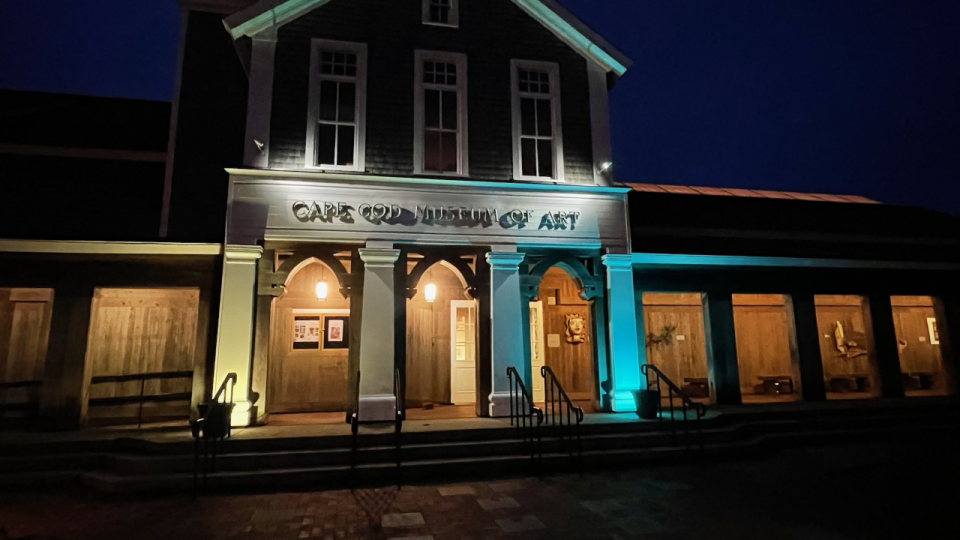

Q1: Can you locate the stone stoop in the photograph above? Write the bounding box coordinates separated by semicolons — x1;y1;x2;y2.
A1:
1;402;959;495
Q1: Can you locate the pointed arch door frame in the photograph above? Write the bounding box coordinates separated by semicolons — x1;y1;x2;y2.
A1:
519;253;610;411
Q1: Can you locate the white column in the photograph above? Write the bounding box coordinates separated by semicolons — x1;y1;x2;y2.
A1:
357;246;401;422
213;245;263;427
486;250;527;417
601;254;644;412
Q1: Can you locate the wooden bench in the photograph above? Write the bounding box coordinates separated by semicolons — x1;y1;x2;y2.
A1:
89;371;194;427
828;374;870;393
757;376;794;395
682;377;709;398
903;372;935;391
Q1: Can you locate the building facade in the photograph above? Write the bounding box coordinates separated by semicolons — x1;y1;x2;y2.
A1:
1;0;957;432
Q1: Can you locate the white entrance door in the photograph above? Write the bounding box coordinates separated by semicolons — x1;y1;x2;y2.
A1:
529;301;546;403
450;300;477;405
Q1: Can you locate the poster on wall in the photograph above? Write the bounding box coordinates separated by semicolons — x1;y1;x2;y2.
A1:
324;316;350;350
927;317;940;345
293;316;321;350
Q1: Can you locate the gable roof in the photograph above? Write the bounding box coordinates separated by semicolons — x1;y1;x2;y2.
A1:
223;0;631;75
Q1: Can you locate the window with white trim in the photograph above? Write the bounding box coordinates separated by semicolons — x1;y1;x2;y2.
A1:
414;51;468;175
511;60;564;181
423;0;458;27
306;40;367;170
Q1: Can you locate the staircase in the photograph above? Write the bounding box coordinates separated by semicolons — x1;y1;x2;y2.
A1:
2;399;959;495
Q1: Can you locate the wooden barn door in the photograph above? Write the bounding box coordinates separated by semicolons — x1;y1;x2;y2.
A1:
0;289;54;418
732;294;803;401
84;288;199;424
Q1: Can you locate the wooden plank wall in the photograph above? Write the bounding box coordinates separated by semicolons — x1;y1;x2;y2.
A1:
641;293;708;386
891;295;946;392
538;267;595;402
406;263;471;407
813;295;881;396
732;294;802;397
269;262;350;413
84;288;199;421
0;289;54;410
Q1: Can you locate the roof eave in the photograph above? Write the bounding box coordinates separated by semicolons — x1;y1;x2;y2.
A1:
223;0;631;76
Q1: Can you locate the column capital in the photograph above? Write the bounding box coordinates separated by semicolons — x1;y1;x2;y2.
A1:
224;244;264;261
486;251;525;269
601;253;633;270
358;248;400;267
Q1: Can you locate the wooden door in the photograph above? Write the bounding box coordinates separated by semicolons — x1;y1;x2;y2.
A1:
450;300;477;405
84;288;199;422
732;295;800;396
641;293;708;386
0;289;54;412
891;296;943;390
529;301;546;403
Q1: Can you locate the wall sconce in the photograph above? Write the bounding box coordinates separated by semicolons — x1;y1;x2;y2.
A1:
316;281;328;301
598;161;613;174
424;283;437;303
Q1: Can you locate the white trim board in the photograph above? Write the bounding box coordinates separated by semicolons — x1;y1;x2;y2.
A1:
0;240;223;256
224;0;630;76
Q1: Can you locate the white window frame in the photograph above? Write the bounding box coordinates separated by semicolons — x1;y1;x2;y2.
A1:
414;50;469;177
422;0;459;28
511;59;564;182
305;39;367;171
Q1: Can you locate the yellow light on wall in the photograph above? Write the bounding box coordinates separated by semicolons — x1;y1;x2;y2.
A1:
424;283;437;303
316;281;328;301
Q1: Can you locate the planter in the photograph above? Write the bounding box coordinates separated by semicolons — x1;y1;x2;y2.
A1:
633;389;661;420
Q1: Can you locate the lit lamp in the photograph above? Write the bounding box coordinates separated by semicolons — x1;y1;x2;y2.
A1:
315;280;328;301
424;283;437;303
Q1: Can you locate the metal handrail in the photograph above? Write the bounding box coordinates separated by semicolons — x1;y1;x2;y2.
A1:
89;370;194;428
640;364;707;452
191;372;237;498
540;366;584;464
507;367;543;462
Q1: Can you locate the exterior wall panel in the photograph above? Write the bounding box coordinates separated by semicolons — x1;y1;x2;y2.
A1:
270;0;595;184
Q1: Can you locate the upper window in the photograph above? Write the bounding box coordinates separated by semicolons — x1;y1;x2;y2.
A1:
423;0;458;27
511;60;564;182
306;40;367;170
414;51;468;176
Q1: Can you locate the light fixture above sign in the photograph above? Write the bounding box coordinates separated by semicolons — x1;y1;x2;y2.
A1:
425;283;437;303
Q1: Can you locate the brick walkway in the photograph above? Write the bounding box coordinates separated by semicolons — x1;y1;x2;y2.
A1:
0;439;955;539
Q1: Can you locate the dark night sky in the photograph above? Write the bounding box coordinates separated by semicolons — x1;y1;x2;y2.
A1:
1;1;957;214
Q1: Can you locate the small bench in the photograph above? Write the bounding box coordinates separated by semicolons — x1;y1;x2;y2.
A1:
757;376;794;395
683;377;709;398
828;374;870;393
903;372;935;391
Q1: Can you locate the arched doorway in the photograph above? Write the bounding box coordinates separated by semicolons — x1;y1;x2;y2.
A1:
268;258;350;416
405;257;478;418
532;267;598;408
522;255;604;412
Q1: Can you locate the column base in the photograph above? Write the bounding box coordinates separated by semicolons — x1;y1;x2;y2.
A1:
358;395;397;422
230;400;256;428
488;391;516;418
608;389;639;413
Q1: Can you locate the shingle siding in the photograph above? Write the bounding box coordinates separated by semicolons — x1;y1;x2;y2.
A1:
269;0;596;185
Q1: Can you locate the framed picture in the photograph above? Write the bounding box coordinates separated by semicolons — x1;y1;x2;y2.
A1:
293;316;321;350
927;317;939;345
324;316;349;350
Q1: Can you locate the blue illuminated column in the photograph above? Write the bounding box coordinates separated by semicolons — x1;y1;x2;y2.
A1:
486;250;527;417
213;244;263;427
357;246;401;422
601;254;644;411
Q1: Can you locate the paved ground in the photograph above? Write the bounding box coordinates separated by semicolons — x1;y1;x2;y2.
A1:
0;439;954;540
